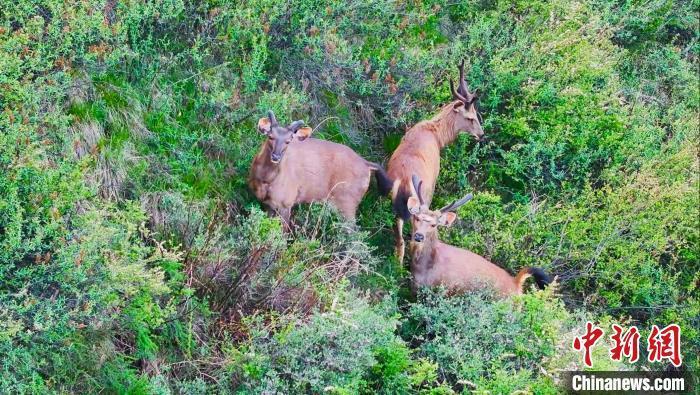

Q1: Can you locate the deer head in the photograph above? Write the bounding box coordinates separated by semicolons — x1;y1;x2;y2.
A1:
257;110;313;164
407;174;473;247
449;59;483;140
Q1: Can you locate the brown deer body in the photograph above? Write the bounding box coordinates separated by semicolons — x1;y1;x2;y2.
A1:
249;111;390;229
386;61;484;263
406;175;551;296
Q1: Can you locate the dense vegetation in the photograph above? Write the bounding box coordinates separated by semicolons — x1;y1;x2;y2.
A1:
1;0;697;393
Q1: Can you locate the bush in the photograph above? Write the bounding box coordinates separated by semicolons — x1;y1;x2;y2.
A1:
158;200;380;318
0;203;177;393
404;286;627;393
234;290;419;394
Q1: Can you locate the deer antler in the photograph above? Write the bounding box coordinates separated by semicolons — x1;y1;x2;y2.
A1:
268;110;279;126
457;59;470;97
411;174;425;206
288;120;304;131
450;79;469;103
451;59;478;104
440;193;473;213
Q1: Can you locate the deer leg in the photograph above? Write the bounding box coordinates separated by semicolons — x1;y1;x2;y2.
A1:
336;201;357;223
278;206;293;233
264;204;277;217
394;216;405;264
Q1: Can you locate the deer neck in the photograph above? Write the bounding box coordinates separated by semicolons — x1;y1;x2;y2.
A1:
430;102;462;148
251;142;282;183
409;232;440;275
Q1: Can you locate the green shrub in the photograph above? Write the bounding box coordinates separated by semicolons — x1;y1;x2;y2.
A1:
404;286;627;392
234;291;413;394
0;202;176;393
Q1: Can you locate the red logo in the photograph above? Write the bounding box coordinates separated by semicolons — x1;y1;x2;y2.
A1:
573;323;683;367
647;324;682;367
573;321;604;367
609;324;640;363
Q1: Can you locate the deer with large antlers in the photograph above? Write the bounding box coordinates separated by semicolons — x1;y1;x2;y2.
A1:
385;60;484;263
406;174;551;296
249;111;392;230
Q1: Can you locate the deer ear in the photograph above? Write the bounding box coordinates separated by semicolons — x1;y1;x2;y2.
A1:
257;117;272;134
438;212;457;227
407;197;421;214
295;127;313;141
452;101;465;112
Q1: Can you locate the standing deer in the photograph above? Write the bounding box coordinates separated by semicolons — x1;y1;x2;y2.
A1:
385;60;484;263
406;175;551;296
249;111;392;230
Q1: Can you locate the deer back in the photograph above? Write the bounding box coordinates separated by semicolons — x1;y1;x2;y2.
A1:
250;137;373;210
387;124;443;218
416;241;522;296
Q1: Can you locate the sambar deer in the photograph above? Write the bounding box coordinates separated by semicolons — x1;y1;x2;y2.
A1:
406;175;551;296
249;111;391;230
386;60;484;263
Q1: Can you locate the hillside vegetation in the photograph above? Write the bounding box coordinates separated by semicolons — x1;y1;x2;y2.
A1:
1;0;698;393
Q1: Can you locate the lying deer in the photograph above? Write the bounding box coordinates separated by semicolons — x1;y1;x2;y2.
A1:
386;60;484;263
406;175;551;296
249;111;391;229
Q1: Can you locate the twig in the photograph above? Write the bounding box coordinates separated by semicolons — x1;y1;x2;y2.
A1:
312;116;340;132
172;61;233;85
